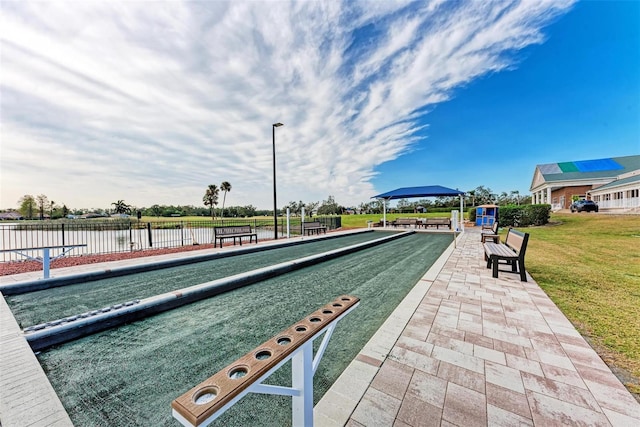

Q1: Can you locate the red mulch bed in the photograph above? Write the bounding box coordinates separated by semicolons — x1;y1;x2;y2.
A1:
0;244;217;276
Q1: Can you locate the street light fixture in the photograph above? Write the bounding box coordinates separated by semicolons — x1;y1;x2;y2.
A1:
272;122;284;240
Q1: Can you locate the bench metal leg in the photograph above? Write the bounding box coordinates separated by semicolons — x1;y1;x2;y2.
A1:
491;256;499;278
518;260;527;282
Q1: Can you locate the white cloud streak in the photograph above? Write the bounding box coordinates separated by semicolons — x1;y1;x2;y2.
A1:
0;0;574;210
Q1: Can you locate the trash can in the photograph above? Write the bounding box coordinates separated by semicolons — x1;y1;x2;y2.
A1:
476;205;498;227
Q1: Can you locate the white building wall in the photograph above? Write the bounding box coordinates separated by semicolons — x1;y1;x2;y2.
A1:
590;183;640;211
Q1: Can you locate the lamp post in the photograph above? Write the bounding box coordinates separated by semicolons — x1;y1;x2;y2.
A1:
272;122;284;240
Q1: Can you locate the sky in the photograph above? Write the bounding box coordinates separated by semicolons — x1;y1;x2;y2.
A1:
1;0;638;211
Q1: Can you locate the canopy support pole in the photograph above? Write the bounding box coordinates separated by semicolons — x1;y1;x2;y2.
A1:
382;199;387;227
459;195;464;231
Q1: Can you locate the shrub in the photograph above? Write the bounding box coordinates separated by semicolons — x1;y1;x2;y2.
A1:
498;206;520;226
497;204;551;227
524;204;552;226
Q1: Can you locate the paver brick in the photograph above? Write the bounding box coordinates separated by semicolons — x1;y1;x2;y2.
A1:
442;382;487;427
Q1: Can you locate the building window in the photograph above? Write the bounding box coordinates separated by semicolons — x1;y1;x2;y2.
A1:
628;189;639;198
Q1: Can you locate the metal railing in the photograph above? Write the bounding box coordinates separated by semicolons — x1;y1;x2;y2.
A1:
595;197;640;209
0;216;342;262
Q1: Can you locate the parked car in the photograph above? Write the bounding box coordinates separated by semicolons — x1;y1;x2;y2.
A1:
570;199;599;213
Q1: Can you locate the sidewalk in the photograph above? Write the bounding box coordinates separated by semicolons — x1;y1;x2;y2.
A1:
315;227;640;426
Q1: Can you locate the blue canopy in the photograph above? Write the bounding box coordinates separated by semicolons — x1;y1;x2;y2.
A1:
373;185;464;200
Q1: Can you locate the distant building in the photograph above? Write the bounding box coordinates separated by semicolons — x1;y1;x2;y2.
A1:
0;211;23;220
530;155;640;213
81;212;107;219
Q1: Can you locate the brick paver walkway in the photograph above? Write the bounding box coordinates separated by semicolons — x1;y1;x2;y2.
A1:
316;227;640;426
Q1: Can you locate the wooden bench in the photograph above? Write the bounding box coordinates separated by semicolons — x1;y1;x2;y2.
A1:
213;225;257;248
483;228;529;281
480;221;500;243
392;218;417;228
302;221;327;235
422;218;451;229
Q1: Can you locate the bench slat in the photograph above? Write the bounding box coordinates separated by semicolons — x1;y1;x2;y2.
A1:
484;243;517;258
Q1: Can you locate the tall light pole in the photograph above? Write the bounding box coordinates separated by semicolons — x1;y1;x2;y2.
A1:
272;122;284;240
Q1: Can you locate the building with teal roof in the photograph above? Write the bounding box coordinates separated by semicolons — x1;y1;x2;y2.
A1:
530;155;640;212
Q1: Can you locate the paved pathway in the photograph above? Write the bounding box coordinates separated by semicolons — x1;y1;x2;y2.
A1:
315;227;640;426
0;291;73;427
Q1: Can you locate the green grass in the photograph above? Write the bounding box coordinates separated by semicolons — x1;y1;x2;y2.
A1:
339;212;462;228
140;213;466;229
512;213;640;393
139;215;274;222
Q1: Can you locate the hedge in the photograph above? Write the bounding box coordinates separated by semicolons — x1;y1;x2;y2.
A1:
467;204;551;227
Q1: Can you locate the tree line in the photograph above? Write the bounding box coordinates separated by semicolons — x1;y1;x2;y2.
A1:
8;185;531;220
16;194;69;220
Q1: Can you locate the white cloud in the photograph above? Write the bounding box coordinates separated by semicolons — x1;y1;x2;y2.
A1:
0;0;574;210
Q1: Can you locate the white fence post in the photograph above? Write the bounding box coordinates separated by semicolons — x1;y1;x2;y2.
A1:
287;208;291;239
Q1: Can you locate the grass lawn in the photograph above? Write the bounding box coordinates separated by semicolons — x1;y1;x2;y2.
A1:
340;212;461;228
139;213;462;228
138;215;271;222
515;212;640;394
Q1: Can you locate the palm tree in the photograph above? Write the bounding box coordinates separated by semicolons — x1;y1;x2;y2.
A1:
112;200;131;214
203;184;220;220
467;190;476;207
511;190;520;205
220;181;232;218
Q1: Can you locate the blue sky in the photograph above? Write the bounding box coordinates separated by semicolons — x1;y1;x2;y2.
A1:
372;0;640;200
1;0;638;210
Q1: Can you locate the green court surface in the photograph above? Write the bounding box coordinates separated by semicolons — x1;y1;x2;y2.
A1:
7;231;391;327
37;233;452;426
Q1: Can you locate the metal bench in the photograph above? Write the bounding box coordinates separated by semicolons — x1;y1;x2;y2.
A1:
392;218;417;228
422;218;451;229
302;221;327;235
483;228;529;281
213;225;257;248
481;221;500;243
